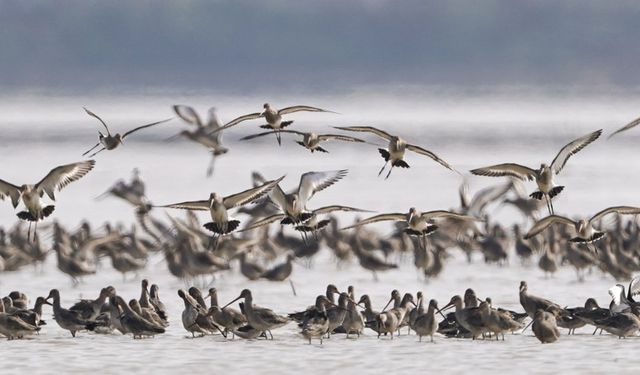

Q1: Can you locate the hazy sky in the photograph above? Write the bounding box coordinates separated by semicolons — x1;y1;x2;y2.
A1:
2;0;640;94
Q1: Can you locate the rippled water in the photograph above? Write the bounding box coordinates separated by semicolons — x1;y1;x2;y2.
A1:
1;94;640;374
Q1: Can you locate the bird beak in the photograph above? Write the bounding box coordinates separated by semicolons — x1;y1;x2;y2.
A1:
410;300;417;307
435;307;447;320
441;302;454;312
222;296;241;310
43;300;53;306
381;297;393;312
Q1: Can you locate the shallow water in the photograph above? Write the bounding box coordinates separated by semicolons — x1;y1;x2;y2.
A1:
1;94;640;374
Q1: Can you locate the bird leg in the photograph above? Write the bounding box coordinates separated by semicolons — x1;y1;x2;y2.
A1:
89;147;106;157
82;143;100;156
543;194;553;216
206;153;216;177
385;166;394;180
289;279;297;296
378;162;388;176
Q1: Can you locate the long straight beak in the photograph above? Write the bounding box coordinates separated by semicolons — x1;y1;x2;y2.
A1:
222;296;241;310
441;302;454;312
381;297;393;312
435;307;447;320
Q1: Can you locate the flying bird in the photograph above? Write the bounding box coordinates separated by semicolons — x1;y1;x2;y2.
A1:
259;170;348;225
241;205;371;239
169;105;228;176
210;103;336;145
334;126;456;179
524;206;640;251
470;129;602;215
157;176;284;248
342;208;480;250
240;130;366;153
0;160;95;240
82;107;172;157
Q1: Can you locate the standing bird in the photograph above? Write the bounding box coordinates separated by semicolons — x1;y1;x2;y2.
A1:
0;160;95;240
157;176;284;248
223;289;289;339
470;129;602;215
532;309;560;343
342;208;480;250
170;105;228;176
82;107;172;157
240;130;366;153
413;299;440;342
524;206;640;251
334;126;456;179
301;295;333;344
211;103;335;145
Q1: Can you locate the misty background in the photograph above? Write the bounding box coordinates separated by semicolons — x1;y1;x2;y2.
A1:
1;0;640;94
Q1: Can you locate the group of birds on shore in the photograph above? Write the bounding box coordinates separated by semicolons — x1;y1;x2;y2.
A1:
2;278;640;344
3;102;640;346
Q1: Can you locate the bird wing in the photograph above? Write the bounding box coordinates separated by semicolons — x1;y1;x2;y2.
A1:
239;130;304;141
159;200;209;211
239;214;286;232
628;276;640;301
468;180;514;214
278;105;334;115
172;105;202;127
35;160;95;200
0;179;21;208
341;213;406;230
206;107;222;129
590;206;640;223
268;184;288;210
224;176;285;209
84;107;111;135
550;129;602;174
210;112;262;135
333;126;394;141
609;116;640;139
470;163;536;181
317;134;365;143
122;118;172;139
297;169;348;206
524;215;575;239
420;210;480;221
406;144;455;171
313;205;373;215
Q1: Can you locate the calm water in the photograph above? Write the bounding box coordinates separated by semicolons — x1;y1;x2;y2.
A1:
1;94;640;374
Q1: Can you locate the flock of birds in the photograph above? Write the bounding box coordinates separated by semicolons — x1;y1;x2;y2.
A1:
2;278;640;344
2;102;640;344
